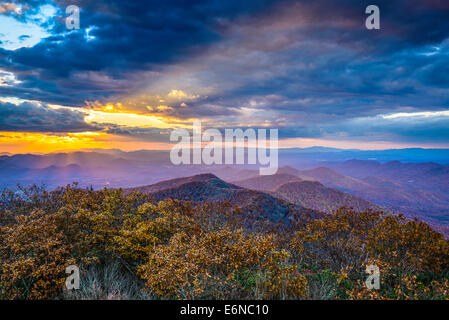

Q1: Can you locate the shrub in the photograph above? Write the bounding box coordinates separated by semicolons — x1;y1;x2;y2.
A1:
0;186;448;300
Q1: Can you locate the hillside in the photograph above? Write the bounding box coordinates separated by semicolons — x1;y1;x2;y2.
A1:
299;167;371;192
126;173;238;194
273;180;380;214
232;173;301;191
129;174;321;222
2;184;448;300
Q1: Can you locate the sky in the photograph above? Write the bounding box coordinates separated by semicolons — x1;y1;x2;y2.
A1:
0;0;448;153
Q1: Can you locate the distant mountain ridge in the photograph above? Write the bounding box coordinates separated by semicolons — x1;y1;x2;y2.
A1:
220;165;449;235
127;173;240;194
1;150;448;235
231;173;302;191
128;174;321;223
232;173;380;214
273;180;380;214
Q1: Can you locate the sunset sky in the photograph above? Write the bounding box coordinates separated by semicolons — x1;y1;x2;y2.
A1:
0;0;449;154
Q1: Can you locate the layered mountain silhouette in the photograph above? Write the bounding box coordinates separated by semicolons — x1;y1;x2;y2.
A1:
232;173;302;191
221;164;449;235
1;150;449;235
299;167;371;192
232;173;380;214
128;173;321;223
273;180;379;214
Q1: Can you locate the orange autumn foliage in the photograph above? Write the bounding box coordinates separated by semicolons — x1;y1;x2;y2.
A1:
0;186;448;300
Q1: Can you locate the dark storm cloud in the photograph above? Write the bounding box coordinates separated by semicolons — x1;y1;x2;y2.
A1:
1;0;280;104
276;113;449;144
105;125;173;143
0;101;100;132
3;0;449;103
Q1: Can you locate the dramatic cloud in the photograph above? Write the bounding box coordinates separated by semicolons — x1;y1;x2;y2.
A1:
0;0;448;147
0;100;99;132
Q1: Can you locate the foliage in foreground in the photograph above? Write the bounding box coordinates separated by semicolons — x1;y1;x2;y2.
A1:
0;185;448;300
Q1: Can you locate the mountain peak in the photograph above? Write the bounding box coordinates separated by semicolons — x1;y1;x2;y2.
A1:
233;173;301;191
127;173;320;223
127;173;236;194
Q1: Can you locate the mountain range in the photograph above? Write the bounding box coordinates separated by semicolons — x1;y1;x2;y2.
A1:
231;173;379;214
217;165;449;235
0;149;448;235
128;173;320;223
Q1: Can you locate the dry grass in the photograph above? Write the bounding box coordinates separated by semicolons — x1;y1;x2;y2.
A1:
63;261;152;300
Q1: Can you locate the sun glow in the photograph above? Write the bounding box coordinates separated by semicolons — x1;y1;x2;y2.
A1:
0;132;108;153
86;110;173;128
83;101;195;129
0;131;177;154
